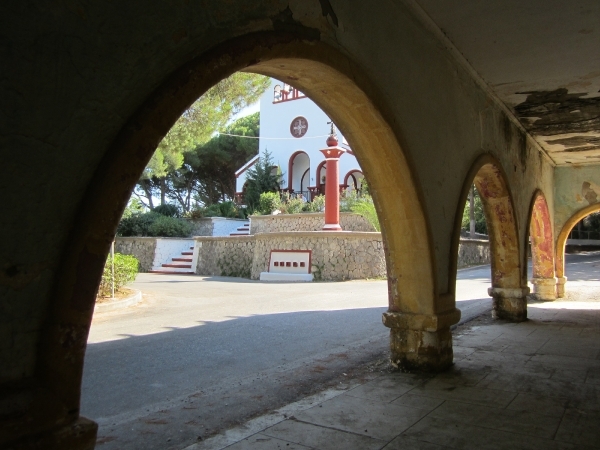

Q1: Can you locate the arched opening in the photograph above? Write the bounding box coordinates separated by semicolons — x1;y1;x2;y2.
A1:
344;170;364;192
528;192;556;300
451;156;525;321
316;160;327;195
41;33;446;443
556;203;600;297
288;151;310;197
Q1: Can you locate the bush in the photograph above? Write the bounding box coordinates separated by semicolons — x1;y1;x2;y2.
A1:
152;203;181;217
350;200;380;231
148;215;193;237
340;189;380;231
117;211;192;237
187;201;245;219
117;212;161;236
259;192;281;215
302;195;325;212
98;253;139;298
280;197;304;214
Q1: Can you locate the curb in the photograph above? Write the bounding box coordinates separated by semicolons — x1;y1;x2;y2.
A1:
94;289;142;313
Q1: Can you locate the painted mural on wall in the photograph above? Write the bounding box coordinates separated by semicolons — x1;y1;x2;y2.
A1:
554;166;600;231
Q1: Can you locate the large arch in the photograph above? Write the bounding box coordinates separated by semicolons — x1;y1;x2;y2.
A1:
528;191;556;300
555;203;600;297
344;170;364;191
33;31;454;443
450;155;526;321
288;150;310;195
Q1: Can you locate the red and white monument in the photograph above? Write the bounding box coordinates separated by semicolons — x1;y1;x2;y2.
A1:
320;129;346;231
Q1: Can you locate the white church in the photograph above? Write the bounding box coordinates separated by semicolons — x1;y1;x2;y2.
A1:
235;78;364;202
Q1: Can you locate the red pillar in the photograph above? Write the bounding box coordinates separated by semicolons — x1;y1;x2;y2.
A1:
320;134;346;231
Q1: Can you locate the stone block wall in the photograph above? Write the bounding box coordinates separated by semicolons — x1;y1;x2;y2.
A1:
114;237;157;272
187;218;247;237
457;239;490;268
250;213;375;234
195;236;255;278
187;219;214;236
251;232;386;281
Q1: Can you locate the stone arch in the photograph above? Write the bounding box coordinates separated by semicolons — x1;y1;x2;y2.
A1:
555;203;600;297
288;151;310;194
450;155;526;321
39;31;446;425
528;191;556;300
344;170;364;191
316;160;327;191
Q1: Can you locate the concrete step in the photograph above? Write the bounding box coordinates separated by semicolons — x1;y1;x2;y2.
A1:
181;251;193;255
230;232;250;236
172;257;193;262
148;270;195;275
162;263;192;268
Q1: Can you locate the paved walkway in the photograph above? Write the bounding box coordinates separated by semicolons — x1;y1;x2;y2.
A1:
186;299;600;449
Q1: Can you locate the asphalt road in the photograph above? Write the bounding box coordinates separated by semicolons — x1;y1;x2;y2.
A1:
81;252;600;449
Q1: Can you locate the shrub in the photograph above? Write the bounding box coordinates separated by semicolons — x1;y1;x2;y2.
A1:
281;197;304;214
152;203;181;217
98;253;139;298
350;200;380;231
259;192;281;215
302;195;325;212
187;201;245;219
148;215;193;237
340;189;380;231
117;212;162;236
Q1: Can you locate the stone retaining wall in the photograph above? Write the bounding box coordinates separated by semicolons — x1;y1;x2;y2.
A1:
118;234;490;278
250;213;375;234
457;239;490;268
187;217;247;237
114;237;157;272
195;236;255;278
251;232;386;281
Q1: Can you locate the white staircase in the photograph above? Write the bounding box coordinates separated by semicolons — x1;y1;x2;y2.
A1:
230;222;250;236
149;246;195;274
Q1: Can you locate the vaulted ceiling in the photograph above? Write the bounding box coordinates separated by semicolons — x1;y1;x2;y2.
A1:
414;0;600;165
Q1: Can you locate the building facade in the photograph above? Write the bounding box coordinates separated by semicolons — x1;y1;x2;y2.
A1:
235;79;364;201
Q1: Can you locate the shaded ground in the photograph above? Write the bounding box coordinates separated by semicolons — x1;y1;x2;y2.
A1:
83;252;600;449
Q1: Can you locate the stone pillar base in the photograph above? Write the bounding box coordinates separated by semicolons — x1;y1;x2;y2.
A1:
488;287;529;322
530;277;557;301
5;417;97;450
382;308;461;372
556;276;567;298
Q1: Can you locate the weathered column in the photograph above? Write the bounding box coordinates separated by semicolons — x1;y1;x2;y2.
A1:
320;133;346;231
488;287;529;321
531;277;557;300
382;304;461;371
556;276;567;297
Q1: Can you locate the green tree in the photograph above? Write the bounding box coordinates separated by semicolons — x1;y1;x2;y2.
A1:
166;112;261;210
135;73;270;207
244;149;282;212
461;186;488;235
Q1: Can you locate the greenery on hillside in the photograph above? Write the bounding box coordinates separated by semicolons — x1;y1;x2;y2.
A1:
135;72;270;209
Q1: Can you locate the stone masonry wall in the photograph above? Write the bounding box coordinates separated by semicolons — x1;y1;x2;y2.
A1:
195;236;255;278
187;219;214;237
251;232;386;281
250;213;375;234
457;239;490;268
114;237;157;272
117;235;489;277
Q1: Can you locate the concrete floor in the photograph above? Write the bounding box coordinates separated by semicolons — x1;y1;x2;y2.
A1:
185;300;600;450
85;252;600;449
